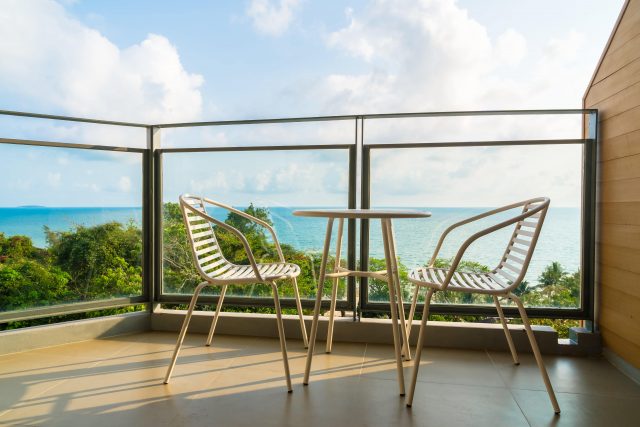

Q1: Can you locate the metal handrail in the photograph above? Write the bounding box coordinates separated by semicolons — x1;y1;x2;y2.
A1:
0;108;596;130
0;108;597;323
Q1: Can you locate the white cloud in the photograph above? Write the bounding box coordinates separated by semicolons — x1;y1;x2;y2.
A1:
255;170;272;191
247;0;300;36
320;0;589;113
311;0;591;206
0;0;204;123
188;171;246;194
118;176;132;192
495;29;527;67
47;172;62;188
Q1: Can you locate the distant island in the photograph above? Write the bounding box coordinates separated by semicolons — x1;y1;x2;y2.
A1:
16;205;46;208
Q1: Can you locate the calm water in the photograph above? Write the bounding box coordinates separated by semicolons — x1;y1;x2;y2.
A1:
0;206;580;282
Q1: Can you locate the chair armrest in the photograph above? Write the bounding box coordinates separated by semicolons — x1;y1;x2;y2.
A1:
182;202;263;281
201;197;286;262
428;197;547;266
439;203;546;290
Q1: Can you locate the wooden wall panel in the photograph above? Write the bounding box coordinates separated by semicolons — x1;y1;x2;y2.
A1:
599;325;640;368
599;129;640;161
590;80;640;121
605;3;640;53
585;0;640;369
599;154;640;182
600;201;640;225
585;56;640;105
594;34;640;84
598;264;640;299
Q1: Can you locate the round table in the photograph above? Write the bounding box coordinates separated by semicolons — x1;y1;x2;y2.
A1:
293;208;431;396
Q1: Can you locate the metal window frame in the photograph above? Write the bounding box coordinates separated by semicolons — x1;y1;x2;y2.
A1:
358;111;598;320
0;109;598;323
0;132;147;323
154;142;358;312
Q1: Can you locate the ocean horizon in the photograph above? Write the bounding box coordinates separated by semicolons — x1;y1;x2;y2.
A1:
0;206;581;283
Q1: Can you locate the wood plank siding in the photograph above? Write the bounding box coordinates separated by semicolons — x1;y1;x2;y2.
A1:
585;0;640;369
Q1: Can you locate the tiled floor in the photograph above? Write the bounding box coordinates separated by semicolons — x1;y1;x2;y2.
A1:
1;332;639;426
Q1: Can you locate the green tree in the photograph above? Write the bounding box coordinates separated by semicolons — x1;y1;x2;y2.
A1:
538;261;565;287
0;233;71;310
46;222;142;300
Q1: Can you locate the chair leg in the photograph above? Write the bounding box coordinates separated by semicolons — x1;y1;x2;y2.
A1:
510;293;560;414
326;277;339;353
493;295;519;365
206;284;227;347
406;288;434;408
164;282;208;384
292;277;309;348
271;282;293;392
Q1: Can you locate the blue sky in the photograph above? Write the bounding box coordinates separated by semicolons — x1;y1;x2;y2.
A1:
0;0;625;207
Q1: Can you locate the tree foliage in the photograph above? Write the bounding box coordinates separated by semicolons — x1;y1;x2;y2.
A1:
0;204;580;335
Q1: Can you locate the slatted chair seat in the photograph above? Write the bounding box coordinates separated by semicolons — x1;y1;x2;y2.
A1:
404;197;560;414
210;262;301;282
408;267;509;294
164;194;309;393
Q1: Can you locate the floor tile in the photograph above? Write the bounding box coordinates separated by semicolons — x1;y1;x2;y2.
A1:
1;332;639;427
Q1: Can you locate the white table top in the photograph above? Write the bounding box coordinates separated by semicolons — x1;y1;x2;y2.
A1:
292;208;431;219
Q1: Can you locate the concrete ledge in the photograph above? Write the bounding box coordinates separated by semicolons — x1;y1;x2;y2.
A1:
151;309;561;354
557;326;602;356
0;311;151;356
0;310;601;357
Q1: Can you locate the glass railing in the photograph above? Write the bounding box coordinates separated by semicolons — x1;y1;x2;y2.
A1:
0;109;597;323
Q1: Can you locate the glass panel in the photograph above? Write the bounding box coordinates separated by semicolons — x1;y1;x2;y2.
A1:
162;119;354;148
162;149;350;302
364;114;583;145
0;144;143;312
367;144;582;309
0;115;146;148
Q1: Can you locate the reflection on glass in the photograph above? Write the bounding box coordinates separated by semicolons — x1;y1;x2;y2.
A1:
0;144;143;312
162;120;354;149
162;149;350;301
367;145;582;309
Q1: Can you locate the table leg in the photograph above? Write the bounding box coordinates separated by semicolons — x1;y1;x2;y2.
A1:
326;218;344;353
381;218;406;396
384;219;412;361
304;218;334;385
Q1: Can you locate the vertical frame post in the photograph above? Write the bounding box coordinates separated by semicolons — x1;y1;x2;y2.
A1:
144;126;161;312
348;137;357;318
359;119;370;316
584;110;598;331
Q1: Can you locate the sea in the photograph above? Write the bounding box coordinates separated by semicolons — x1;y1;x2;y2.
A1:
0;206;580;283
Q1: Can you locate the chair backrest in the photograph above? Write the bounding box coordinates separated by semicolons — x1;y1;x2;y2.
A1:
491;197;550;291
179;194;232;281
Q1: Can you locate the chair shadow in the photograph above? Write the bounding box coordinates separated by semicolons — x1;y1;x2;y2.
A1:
0;332;419;427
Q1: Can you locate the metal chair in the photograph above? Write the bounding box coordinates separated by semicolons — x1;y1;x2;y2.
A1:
404;197;560;413
164;194;309;392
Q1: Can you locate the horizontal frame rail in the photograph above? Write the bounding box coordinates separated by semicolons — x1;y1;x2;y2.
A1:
1;108;596;130
0;297;147;323
158;143;354;153
158;295;351;311
365;139;592;149
0;109;148;128
0;137;147;153
361;301;588;320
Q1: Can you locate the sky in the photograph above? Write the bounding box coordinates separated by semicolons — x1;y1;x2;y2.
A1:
0;0;625;207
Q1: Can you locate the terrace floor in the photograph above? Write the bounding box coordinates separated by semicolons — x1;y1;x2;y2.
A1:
1;331;639;427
